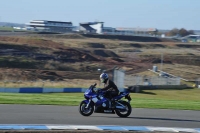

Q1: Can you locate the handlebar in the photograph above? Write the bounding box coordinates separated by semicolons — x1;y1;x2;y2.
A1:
93;83;97;87
90;83;105;94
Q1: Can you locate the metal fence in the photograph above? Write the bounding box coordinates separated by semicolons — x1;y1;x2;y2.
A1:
125;75;180;86
113;69;125;91
113;69;181;88
196;78;200;88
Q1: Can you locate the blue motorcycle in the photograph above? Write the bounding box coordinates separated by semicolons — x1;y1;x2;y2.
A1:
79;83;132;117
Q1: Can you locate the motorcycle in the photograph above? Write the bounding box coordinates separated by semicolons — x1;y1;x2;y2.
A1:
79;83;132;117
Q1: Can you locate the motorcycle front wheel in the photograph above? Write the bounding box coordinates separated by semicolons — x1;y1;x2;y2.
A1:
79;101;94;116
115;101;132;117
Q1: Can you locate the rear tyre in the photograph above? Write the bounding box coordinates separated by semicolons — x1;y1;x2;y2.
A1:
115;101;132;117
79;101;94;116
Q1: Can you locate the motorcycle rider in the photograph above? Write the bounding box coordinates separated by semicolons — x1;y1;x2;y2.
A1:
99;73;119;108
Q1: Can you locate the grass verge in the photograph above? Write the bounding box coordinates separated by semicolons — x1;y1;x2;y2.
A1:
0;88;199;110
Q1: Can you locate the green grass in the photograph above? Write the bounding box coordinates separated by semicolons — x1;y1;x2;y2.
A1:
0;26;14;31
0;93;82;106
0;26;26;32
0;88;199;110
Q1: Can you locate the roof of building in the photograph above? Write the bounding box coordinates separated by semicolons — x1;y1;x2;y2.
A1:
80;22;104;25
115;27;157;32
103;27;115;30
30;20;72;24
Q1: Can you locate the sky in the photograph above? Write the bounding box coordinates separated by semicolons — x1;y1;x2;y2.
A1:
0;0;200;30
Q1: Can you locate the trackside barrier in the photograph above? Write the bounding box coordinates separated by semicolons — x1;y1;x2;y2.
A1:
0;88;126;93
0;85;189;93
63;88;82;93
19;88;43;93
0;88;19;93
0;87;88;93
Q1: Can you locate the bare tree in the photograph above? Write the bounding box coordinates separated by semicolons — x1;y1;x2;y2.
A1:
166;28;179;36
179;28;189;37
166;28;194;37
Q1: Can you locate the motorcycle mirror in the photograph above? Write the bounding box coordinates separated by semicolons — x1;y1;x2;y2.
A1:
93;83;97;87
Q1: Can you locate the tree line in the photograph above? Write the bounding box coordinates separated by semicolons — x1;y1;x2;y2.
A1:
166;28;194;37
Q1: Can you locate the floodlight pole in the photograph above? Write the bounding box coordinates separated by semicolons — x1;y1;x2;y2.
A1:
97;69;101;86
160;53;163;72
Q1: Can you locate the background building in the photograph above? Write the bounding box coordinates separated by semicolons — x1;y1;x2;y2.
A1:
79;22;158;36
79;22;104;34
182;35;200;42
102;27;115;34
102;27;158;36
114;27;157;36
26;20;74;33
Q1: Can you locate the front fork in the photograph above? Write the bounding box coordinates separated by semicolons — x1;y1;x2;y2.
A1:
85;99;92;109
125;94;132;103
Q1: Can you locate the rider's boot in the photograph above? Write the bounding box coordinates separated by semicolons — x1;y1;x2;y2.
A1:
109;99;115;108
111;101;115;108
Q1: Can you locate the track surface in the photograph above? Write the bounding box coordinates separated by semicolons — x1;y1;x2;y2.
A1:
0;104;199;128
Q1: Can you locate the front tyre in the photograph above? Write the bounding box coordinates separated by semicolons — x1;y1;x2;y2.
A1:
115;101;132;117
79;101;94;116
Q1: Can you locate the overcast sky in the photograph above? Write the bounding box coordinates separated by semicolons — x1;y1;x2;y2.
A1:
0;0;199;30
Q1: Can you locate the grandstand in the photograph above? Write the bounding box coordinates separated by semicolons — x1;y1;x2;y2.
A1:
114;27;157;36
26;20;74;33
79;22;104;34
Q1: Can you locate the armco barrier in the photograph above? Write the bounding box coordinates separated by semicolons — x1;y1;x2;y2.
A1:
0;87;123;93
0;87;88;93
0;88;19;93
43;88;64;93
19;87;43;93
63;88;82;93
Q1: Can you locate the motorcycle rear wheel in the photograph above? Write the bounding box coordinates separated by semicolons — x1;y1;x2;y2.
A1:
115;101;132;117
79;101;94;116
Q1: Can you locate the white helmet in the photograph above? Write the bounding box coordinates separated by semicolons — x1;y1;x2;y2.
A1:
100;73;109;83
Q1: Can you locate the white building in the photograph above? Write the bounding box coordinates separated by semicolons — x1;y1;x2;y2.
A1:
182;34;200;42
26;20;74;33
79;22;104;34
114;27;157;36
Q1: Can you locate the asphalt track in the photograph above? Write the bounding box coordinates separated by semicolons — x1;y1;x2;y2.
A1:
0;104;199;128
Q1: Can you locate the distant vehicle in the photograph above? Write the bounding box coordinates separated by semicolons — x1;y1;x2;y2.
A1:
13;27;22;30
182;39;188;42
181;34;200;42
